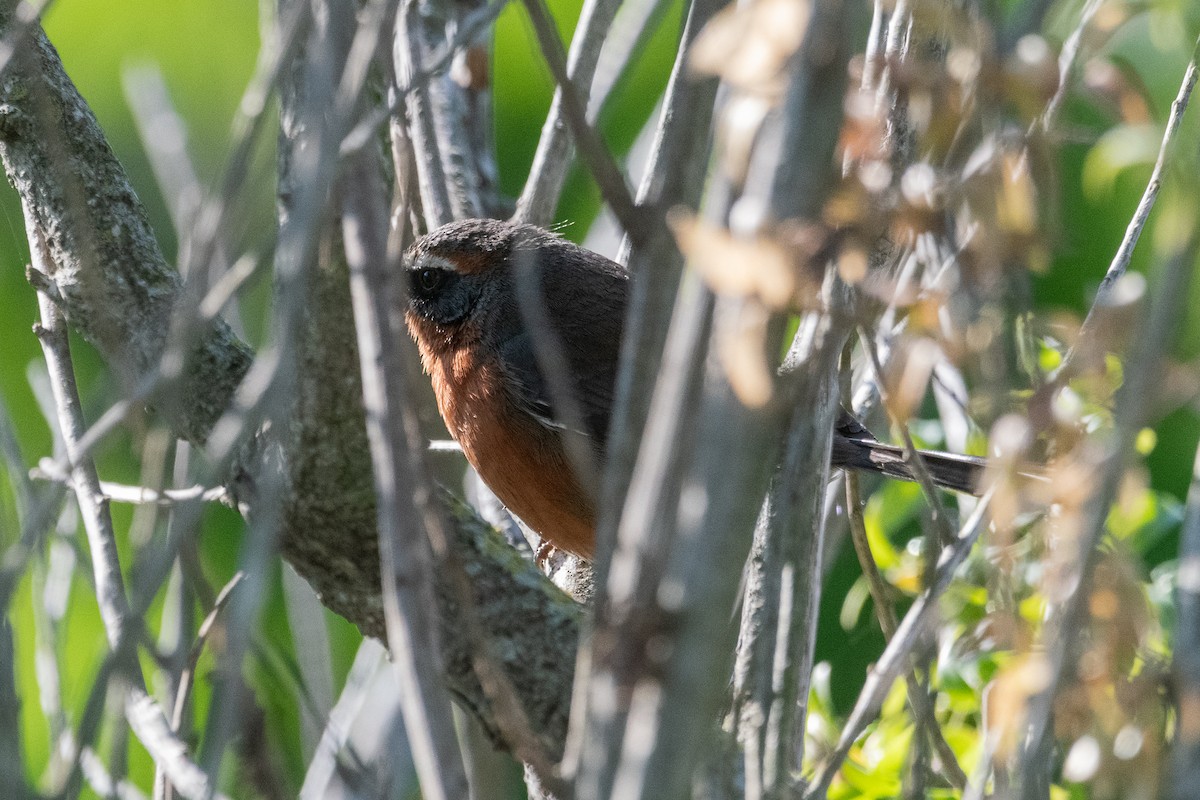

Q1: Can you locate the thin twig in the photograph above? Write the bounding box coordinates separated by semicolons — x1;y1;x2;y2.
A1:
1037;0;1103;134
1063;34;1200;373
170;572;245;733
518;0;647;243
845;472;968;790
27;212;227;800
845;473;897;637
153;443;194;800
342;145;471;800
858;0;887;94
805;488;995;800
516;0;622;225
588;0;673;121
858;326;957;548
31;461;229;506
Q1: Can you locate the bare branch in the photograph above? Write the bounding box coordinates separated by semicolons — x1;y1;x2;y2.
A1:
1036;0;1103;134
1065;34;1200;372
515;0;621;225
517;0;646;242
27;213;226;800
341;144;470;800
0;8;253;447
1017;203;1200;795
1172;438;1200;799
31;461;229;506
805;488;995;800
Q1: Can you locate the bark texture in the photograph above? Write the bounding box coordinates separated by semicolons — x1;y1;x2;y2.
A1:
0;8;580;760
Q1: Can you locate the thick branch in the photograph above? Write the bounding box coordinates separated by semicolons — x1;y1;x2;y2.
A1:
0;11;580;764
0;10;251;446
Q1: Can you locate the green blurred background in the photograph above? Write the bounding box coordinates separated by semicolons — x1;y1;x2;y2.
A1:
0;0;1195;796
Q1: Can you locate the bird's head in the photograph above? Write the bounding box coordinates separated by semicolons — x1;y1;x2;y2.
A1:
403;218;596;350
404;218;513;332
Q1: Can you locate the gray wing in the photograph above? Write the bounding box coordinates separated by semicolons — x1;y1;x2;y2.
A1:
496;249;628;458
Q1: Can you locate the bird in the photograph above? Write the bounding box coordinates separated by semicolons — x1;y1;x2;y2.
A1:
403;218;986;560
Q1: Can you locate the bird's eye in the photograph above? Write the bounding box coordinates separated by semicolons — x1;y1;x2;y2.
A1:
414;267;446;296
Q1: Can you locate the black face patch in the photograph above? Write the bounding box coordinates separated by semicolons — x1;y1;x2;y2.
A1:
408;266;476;325
412;266;448;297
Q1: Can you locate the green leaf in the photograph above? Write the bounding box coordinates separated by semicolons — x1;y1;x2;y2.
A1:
1082;124;1159;199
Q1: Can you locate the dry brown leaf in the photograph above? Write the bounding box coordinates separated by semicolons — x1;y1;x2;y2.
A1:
997;152;1038;236
689;0;811;91
837;244;868;284
885;336;941;421
839;90;888;162
987;653;1053;758
670;213;799;309
717;300;775;407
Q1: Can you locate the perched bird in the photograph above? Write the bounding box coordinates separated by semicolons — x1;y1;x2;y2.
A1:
404;218;985;559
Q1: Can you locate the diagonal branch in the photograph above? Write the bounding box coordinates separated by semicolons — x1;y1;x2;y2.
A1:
0;6;581;772
1063;34;1200;373
28;215;228;800
0;9;252;447
342;145;470;800
804;489;995;800
515;0;621;225
517;0;647;243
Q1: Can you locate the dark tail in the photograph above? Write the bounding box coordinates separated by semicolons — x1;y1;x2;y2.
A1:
831;435;987;496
